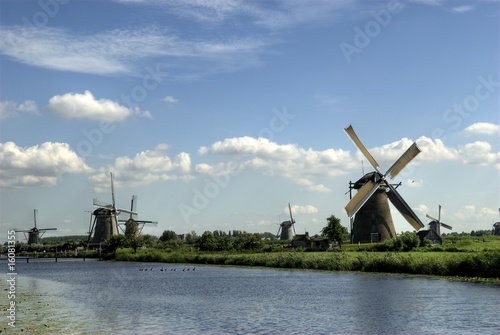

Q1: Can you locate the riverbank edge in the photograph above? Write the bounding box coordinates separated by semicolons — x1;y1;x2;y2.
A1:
0;276;100;335
111;248;500;281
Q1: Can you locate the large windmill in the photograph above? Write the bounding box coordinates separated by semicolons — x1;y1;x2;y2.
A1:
119;195;158;238
426;205;452;237
276;203;296;240
87;172;136;246
344;125;424;243
16;209;57;245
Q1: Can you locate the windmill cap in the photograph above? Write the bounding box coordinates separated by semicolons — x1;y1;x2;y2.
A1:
353;172;380;189
94;208;113;216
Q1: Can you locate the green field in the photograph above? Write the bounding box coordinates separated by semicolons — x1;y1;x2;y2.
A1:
111;235;500;280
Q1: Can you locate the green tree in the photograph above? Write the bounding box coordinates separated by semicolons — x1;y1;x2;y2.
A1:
243;233;263;250
261;232;277;240
196;231;217;251
127;235;142;253
321;215;349;248
185;231;198;244
217;235;233;251
159;230;178;242
398;231;420;251
105;235;125;253
141;234;159;248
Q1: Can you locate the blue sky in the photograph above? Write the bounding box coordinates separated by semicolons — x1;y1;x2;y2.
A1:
0;0;499;242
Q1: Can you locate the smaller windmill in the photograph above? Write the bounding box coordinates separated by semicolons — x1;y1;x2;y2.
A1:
16;209;57;245
426;205;452;236
276;203;296;240
118;195;158;238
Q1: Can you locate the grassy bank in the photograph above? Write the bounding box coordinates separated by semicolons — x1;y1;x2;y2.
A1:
113;248;500;279
0;279;94;335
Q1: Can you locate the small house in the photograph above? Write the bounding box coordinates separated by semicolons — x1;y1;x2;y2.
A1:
417;228;442;245
291;232;329;250
493;222;500;236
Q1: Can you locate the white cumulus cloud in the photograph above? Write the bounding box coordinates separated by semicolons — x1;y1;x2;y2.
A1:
288;204;319;215
0;141;92;188
47;90;151;121
464;122;500;136
458;141;500;167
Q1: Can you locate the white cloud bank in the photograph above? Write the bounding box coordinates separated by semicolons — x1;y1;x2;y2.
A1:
0;141;92;188
89;144;192;192
47;90;151;121
196;134;499;193
198;136;356;192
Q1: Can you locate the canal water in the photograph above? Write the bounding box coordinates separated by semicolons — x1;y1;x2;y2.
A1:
4;259;500;334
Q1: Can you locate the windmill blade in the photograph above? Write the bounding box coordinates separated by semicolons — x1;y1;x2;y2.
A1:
386;183;424;230
93;197;113;209
344;179;380;218
33;209;38;228
288;203;295;223
39;228;57;231
386;142;421;179
130;195;138;219
87;215;98;247
110;172;116;209
440;222;452;230
276;226;282;238
344;125;381;173
136;220;158;226
119;220;157;226
115;207;138;216
438;205;442;222
426;214;438;222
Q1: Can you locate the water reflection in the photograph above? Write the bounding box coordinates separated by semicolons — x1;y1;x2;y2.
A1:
12;259;500;335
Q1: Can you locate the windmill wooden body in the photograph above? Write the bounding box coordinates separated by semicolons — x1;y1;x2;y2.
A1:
16;209;57;245
119;195;158;238
344;125;424;243
276;203;296;240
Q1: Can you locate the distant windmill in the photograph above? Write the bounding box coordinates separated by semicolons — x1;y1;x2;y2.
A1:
119;195;158;238
16;209;57;245
276;203;296;240
344;125;424;243
426;205;452;236
494;208;500;236
87;172;136;246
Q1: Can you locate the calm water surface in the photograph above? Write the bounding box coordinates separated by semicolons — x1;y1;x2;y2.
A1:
9;259;500;334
